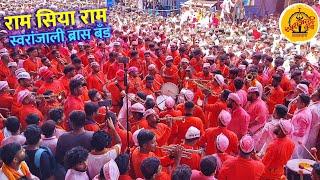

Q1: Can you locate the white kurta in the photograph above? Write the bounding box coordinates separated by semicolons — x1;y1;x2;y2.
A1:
291;107;312;159
305;101;320;156
254;117;279;154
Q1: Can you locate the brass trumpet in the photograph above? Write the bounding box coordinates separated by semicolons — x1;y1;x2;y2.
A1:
158;116;186;122
185;78;211;82
34;92;65;101
191;80;220;96
245;72;257;82
158;145;204;158
127;93;146;104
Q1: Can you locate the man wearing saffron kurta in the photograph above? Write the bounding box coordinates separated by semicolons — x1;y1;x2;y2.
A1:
107;70;126;113
58;65;76;95
23;47;41;76
103;52;119;80
196;63;213;81
63;79;85;129
0;52;11;81
179;126;201;170
174;101;204;144
212;134;235;176
189;49;203;72
215;55;230;77
266;74;285;113
246;87;269;135
261;120;295;180
7;62;18;89
219;135;265;180
86;62;106;93
159;97;182;118
11;72;33;116
176;90;206;124
17;90;44;130
0;81;13;111
160;56;179;84
37;70;65;95
145;64;164;91
227;93;250;139
128;66;143;94
203;88;229;128
234;78;247;107
129;50;143;72
198;110;238;155
129;103;147;133
143;109;171;147
131;129;176;179
276;66;292;94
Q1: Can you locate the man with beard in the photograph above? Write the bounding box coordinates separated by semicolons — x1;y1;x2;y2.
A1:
0;143;37;179
291;93;312;158
143;109;171;147
245;87;268;135
226;93;250;139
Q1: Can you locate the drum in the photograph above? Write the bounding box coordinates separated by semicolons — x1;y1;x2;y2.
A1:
156;95;169;110
160;82;179;98
286;159;315;180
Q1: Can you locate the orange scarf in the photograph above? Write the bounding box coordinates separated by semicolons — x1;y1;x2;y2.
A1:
2;161;31;180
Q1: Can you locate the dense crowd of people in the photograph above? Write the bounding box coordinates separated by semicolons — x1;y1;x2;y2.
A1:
0;0;320;179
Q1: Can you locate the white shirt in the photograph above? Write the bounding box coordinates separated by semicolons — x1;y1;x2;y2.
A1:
87;144;121;179
65;169;89;180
